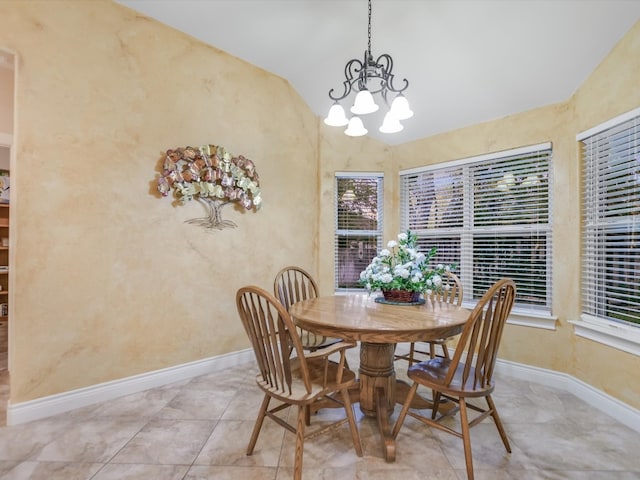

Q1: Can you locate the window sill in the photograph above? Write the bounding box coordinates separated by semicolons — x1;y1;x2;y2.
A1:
570;315;640;357
507;309;557;330
462;302;556;330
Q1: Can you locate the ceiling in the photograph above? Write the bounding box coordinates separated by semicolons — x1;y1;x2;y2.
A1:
115;0;640;146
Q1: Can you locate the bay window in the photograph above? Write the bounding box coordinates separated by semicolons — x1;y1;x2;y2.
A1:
400;143;553;313
579;108;640;328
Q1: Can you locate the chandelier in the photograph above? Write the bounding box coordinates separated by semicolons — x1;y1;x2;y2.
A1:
324;0;413;137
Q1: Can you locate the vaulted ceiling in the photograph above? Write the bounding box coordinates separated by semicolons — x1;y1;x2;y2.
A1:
115;0;640;145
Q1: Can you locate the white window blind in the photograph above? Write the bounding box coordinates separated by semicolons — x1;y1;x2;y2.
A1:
335;173;384;291
580;109;640;327
400;144;553;311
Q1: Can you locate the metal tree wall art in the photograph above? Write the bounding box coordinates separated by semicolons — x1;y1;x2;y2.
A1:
156;144;262;230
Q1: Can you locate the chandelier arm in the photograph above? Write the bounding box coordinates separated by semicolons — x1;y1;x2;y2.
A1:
374;54;409;94
328;58;365;101
385;75;409;94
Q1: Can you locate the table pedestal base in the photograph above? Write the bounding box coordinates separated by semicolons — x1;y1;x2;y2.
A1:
311;341;453;462
358;342;396;416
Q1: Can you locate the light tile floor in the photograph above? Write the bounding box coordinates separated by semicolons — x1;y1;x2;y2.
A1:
0;347;639;479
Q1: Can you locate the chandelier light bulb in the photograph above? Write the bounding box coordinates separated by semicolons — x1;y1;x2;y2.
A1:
350;89;379;115
324;102;349;126
389;94;414;120
344;116;368;137
379;112;404;134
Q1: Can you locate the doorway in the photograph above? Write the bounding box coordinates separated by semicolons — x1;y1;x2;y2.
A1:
0;48;14;425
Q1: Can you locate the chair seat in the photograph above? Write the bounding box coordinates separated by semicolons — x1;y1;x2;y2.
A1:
257;357;357;403
299;331;343;350
408;357;495;398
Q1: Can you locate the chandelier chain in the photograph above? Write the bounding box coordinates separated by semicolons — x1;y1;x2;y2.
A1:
367;0;372;56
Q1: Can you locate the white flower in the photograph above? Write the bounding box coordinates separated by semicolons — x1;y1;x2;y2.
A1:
380;273;394;283
358;230;455;295
394;266;410;279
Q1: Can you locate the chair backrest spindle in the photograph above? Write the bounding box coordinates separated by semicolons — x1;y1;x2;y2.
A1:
429;271;463;306
274;266;327;348
237;286;313;395
444;278;516;390
275;267;319;309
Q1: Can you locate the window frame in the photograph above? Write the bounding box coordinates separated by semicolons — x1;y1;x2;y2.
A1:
334;172;384;292
572;107;640;356
400;143;556;328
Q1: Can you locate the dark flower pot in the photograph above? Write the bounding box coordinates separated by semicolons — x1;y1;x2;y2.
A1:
381;289;421;303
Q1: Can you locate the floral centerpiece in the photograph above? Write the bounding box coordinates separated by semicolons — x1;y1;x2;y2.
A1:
359;230;453;303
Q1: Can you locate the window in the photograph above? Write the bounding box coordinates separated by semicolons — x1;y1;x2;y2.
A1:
579;108;640;327
335;173;383;291
400;143;553;313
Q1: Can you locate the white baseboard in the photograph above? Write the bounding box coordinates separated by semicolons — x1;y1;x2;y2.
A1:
7;350;639;434
495;358;640;433
6;348;254;425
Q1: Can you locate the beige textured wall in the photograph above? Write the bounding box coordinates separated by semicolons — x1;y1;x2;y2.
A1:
0;62;13;135
0;0;318;403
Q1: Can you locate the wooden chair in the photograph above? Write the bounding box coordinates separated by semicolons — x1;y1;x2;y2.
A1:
391;278;516;480
236;286;363;480
274;266;347;353
395;272;463;365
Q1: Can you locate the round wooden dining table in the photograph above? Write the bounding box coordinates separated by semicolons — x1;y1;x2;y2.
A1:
289;293;470;462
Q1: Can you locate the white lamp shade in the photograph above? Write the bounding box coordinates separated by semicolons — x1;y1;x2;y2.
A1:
324;103;349;127
389;94;414;120
344;116;368;136
350;90;379;115
379;112;404;134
